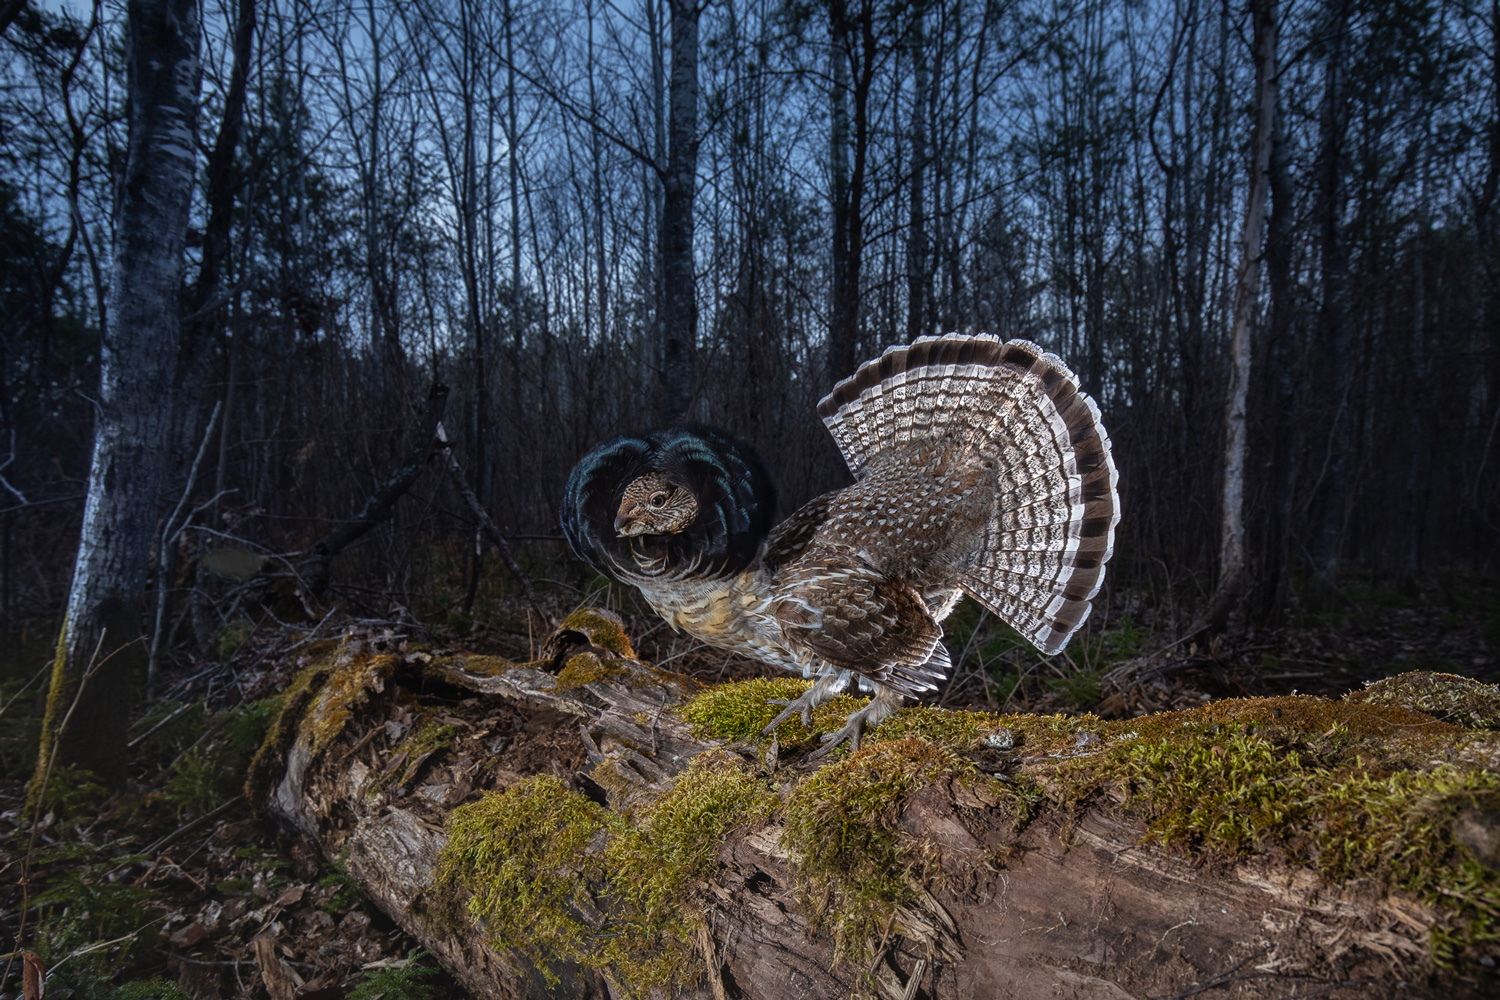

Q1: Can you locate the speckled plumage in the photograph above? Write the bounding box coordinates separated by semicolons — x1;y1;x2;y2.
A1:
561;334;1120;754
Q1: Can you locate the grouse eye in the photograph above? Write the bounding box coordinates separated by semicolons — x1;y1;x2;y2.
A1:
649;492;668;508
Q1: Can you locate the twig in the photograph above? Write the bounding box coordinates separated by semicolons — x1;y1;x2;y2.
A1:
0;431;26;509
696;920;728;1000
433;420;548;625
301;384;449;594
143;795;246;857
126;699;199;749
0;660;50;721
901;957;927;1000
148;401;223;696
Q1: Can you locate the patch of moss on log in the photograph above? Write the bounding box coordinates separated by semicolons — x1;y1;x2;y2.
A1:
244;659;333;811
436;774;610;979
244;637;404;811
680;676;838;747
1348;671;1500;730
676;670;1500;971
554;608;637;659
305;652;401;754
1043;688;1500;967
601;749;775;988
680;677;1096;758
555;652;632;692
780;738;1019;967
435;750;773;994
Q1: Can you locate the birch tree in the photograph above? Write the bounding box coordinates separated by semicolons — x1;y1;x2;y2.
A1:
34;0;200;791
1203;0;1276;633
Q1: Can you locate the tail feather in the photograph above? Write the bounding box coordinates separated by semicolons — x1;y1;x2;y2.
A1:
820;333;1120;656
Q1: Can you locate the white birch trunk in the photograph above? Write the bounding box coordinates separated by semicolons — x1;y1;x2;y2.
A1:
37;0;200;790
1206;0;1276;631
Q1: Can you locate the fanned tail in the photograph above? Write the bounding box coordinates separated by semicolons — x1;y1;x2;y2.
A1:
819;334;1120;655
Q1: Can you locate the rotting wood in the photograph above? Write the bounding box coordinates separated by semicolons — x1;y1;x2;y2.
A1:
255;612;1500;999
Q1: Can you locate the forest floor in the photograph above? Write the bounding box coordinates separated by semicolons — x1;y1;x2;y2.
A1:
1;572;1496;999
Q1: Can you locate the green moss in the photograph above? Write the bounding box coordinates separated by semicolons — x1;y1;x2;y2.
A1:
30;615;75;810
1096;693;1453;745
682;677;1102;762
1346;671;1500;730
556;652;632;692
245;661;332;811
557;608;637;659
1043;694;1500;967
436;775;611;976
435;752;775;994
861;706;996;748
680;676;891;757
781;739;978;966
244;640;404;811
372;719;458;794
409;720;456;757
600;750;776;989
681;676;812;742
306;652;401;754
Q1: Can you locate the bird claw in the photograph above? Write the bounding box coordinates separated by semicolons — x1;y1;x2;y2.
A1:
804;690;904;761
762;670;852;737
806;706;877;760
765;697;814;730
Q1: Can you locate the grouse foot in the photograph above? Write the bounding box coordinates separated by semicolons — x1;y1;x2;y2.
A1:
763;670;851;734
806;685;905;760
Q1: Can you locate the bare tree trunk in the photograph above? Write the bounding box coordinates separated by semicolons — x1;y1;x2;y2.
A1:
1259;81;1298;621
34;0;200;793
654;0;700;426
828;1;853;380
827;0;873;383
905;2;930;344
584;0;608;345
1312;0;1351;598
1201;0;1276;635
183;0;256;657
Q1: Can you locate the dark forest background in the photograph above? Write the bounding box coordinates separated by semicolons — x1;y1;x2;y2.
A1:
1;0;1498;695
1;0;1499;994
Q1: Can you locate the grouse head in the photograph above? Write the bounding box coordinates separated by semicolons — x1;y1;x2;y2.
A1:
561;425;776;581
614;471;699;536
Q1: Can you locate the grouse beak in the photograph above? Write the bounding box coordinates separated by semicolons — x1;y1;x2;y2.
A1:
614;516;646;538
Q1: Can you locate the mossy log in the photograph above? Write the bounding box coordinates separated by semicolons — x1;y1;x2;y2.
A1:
251;611;1500;999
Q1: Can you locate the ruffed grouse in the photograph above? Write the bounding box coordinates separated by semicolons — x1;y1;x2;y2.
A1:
562;334;1120;757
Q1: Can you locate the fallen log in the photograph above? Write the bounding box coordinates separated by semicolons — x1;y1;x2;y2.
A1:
248;610;1500;999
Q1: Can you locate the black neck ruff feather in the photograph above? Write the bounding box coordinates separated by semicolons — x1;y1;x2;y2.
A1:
561;425;776;581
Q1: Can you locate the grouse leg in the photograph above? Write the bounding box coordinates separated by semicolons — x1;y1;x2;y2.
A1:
763;669;851;734
805;684;905;760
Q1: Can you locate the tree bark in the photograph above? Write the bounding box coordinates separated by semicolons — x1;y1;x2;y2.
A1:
34;0;201;792
827;0;873;385
905;2;930;344
254;614;1498;1000
1312;0;1352;598
1258;88;1298;622
655;0;700;426
1201;0;1276;635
